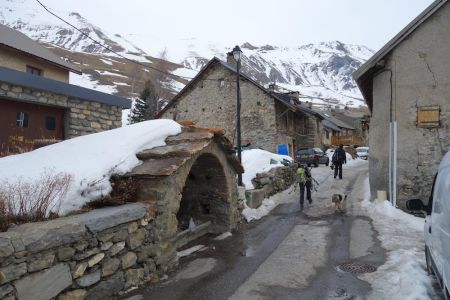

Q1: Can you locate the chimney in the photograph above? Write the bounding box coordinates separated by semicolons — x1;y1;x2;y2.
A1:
268;83;276;92
289;91;300;103
308;101;313;108
226;51;236;66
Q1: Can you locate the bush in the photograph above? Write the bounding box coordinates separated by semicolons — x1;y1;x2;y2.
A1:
0;171;72;231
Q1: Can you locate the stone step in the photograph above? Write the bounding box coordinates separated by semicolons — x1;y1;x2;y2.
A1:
128;157;191;177
136;141;210;160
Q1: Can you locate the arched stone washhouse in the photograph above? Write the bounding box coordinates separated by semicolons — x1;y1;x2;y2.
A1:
121;125;243;271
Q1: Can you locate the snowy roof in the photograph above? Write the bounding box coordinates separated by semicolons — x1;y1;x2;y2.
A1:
157;57;319;119
0;24;81;74
353;0;448;110
0;66;131;108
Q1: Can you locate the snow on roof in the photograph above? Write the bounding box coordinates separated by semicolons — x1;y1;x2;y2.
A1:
0;120;182;214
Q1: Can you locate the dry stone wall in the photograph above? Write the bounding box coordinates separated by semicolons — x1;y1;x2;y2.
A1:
0;82;122;138
0;203;167;300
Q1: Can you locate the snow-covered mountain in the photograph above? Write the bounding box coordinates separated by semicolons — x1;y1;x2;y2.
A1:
0;0;374;108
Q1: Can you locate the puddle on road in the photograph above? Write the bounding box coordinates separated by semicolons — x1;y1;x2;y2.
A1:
172;258;217;280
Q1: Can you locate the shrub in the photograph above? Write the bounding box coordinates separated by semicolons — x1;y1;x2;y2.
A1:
84;177;138;209
0;171;72;231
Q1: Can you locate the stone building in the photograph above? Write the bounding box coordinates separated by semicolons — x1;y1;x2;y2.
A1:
353;0;450;208
0;24;130;155
157;56;321;157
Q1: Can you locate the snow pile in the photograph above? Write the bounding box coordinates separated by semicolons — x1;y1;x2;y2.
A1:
0;119;181;214
213;232;232;241
241;149;293;189
242;185;297;222
177;245;206;258
359;178;435;299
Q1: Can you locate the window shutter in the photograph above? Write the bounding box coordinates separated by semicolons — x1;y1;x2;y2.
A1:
417;106;440;128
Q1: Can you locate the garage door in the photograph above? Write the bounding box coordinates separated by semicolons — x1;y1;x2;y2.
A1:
0;99;64;156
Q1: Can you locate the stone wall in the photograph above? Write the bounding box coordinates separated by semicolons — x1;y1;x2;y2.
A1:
0;203;165;300
160;62;280;154
0;82;122;139
369;2;450;208
246;164;297;208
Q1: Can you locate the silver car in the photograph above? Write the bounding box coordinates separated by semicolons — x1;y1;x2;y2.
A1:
356;147;369;160
407;151;450;299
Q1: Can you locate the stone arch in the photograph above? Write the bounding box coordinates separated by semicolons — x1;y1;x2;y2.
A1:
176;152;230;233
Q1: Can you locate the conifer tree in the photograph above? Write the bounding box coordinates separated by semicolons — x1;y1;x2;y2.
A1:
128;81;159;124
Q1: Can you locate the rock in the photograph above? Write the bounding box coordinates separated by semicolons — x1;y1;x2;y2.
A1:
0;284;13;298
14;263;72;300
76;270;101;287
6;219;86;253
73;248;99;260
73;203;147;233
109;242;125;256
128;222;138;234
57;289;86;300
15;251;28;259
85;271;124;300
0;238;14;259
125;268;145;289
112;229;128;243
139;218;149;226
10;238;25;252
100;242;113;251
73;241;89;252
121;252;137;269
97;232;114;243
144;259;157;273
72;262;88;279
137;245;157;263
101;258;120;277
88;253;105;267
0;262;27;284
28;252;55;272
127;229;145;250
57;247;76;261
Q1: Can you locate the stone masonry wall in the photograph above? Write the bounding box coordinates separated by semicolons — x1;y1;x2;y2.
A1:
160;63;279;153
0;82;122;139
0;203;166;300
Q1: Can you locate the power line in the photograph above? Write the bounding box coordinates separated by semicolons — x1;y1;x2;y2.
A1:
33;0;212;82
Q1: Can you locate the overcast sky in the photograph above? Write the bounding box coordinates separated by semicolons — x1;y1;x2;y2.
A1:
41;0;434;51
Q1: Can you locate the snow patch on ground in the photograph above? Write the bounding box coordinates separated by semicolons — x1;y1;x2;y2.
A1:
241;149;293;190
358;178;436;300
242;185;297;222
0;120;181;214
213;232;232;241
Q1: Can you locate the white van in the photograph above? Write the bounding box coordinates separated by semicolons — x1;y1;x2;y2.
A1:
407;151;450;299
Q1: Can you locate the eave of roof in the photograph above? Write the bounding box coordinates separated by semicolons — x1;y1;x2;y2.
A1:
0;66;130;108
353;0;447;110
322;119;341;132
0;24;81;74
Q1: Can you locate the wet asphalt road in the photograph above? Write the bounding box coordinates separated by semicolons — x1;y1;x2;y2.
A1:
123;162;387;300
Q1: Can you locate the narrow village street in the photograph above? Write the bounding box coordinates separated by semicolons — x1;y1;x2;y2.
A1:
123;162;442;300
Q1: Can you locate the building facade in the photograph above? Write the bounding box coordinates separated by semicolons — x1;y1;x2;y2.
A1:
158;57;320;156
0;24;130;155
354;0;450;208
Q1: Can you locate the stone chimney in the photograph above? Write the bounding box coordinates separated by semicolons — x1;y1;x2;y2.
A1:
289;91;300;103
226;51;236;66
268;83;276;92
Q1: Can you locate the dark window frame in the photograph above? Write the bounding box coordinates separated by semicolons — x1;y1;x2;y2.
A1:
16;112;29;128
45;116;56;131
26;65;43;76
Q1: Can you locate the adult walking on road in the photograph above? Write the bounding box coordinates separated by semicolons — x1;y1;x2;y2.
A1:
332;144;347;179
297;163;312;211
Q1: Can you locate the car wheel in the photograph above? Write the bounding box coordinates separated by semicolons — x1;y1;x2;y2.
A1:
325;159;329;166
307;164;311;167
425;247;434;275
314;163;319;167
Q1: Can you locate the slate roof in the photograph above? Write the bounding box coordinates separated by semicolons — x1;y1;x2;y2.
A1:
0;66;130;108
0;24;81;74
315;110;355;130
353;0;448;110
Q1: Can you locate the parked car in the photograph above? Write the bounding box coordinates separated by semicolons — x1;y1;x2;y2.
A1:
295;148;329;167
356;147;369;160
406;151;450;299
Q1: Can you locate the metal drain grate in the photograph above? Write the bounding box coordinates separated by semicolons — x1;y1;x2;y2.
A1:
337;262;377;274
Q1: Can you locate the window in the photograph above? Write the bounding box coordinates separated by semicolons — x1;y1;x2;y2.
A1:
45;116;56;130
26;65;42;76
16;112;29;128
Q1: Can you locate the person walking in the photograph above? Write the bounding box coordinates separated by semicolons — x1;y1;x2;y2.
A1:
332;144;347;179
297;163;312;211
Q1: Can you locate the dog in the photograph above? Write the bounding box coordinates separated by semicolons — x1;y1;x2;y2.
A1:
332;194;347;212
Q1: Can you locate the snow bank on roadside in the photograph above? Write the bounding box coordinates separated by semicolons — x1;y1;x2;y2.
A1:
242;185;297;222
0;119;182;214
359;178;435;300
241;149;293;189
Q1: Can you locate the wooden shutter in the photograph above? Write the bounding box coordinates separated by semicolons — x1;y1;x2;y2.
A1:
417;106;440;128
